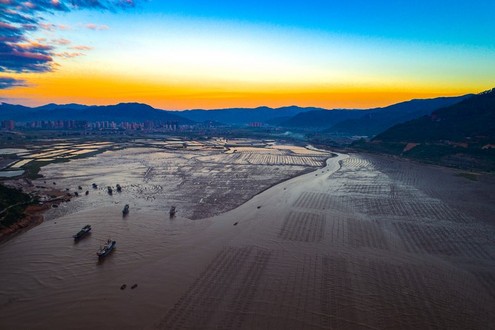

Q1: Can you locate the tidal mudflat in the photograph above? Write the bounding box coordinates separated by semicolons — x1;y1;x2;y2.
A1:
0;147;494;329
30;144;329;220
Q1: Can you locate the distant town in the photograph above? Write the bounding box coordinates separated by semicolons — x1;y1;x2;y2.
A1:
1;119;268;132
3;120;183;131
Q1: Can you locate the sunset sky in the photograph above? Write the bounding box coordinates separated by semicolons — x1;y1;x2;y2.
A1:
1;0;495;110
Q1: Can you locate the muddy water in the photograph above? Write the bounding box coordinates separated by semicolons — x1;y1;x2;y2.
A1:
0;204;211;326
1;152;495;329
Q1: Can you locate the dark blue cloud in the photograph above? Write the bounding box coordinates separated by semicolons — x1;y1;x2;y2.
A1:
0;22;24;43
0;39;54;73
0;76;27;89
0;0;141;73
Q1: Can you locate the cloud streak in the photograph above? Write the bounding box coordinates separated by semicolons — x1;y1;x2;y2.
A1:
0;76;27;89
40;23;71;31
71;45;93;50
52;38;71;45
55;51;85;58
85;23;109;30
0;0;140;73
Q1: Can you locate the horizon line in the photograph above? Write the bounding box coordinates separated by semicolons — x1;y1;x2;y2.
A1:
1;90;479;112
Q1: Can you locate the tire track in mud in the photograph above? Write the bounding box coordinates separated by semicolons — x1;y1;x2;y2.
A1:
353;260;491;329
157;247;252;329
320;256;358;329
347;219;389;250
279;211;325;242
472;271;495;299
293;191;334;210
393;222;494;260
157;246;272;329
219;250;272;329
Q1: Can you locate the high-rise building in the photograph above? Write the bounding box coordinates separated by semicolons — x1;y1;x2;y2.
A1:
2;120;15;130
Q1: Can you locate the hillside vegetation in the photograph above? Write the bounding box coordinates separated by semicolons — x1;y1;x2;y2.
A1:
355;88;495;170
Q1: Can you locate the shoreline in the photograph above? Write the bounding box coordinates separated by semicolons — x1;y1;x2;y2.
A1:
0;183;71;244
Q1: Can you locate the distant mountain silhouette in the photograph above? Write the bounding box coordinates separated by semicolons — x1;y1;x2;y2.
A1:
34;103;91;111
356;88;495;170
0;103;34;113
0;102;192;124
327;95;470;136
281;109;364;128
281;95;469;134
374;90;494;143
0;94;479;135
0;103;323;125
179;106;320;124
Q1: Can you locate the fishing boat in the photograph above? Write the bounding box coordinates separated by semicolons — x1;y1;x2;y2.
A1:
73;225;91;240
97;239;116;258
169;206;176;217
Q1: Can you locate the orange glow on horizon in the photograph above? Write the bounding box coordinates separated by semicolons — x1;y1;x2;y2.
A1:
1;71;481;110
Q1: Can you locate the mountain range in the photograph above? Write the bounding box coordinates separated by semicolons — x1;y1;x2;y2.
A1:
0;103;192;124
325;96;471;136
178;106;320;124
374;89;495;143
355;88;495;170
281;95;470;135
0;103;321;126
0;93;478;140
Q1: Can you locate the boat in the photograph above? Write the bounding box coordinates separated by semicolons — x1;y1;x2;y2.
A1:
169;206;176;217
107;186;113;195
122;204;129;215
73;225;91;240
97;239;116;258
92;183;98;189
116;184;122;192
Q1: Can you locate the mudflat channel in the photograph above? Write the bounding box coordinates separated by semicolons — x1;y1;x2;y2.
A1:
0;149;494;329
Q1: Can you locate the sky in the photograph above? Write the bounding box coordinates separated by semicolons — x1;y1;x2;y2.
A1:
1;0;495;110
